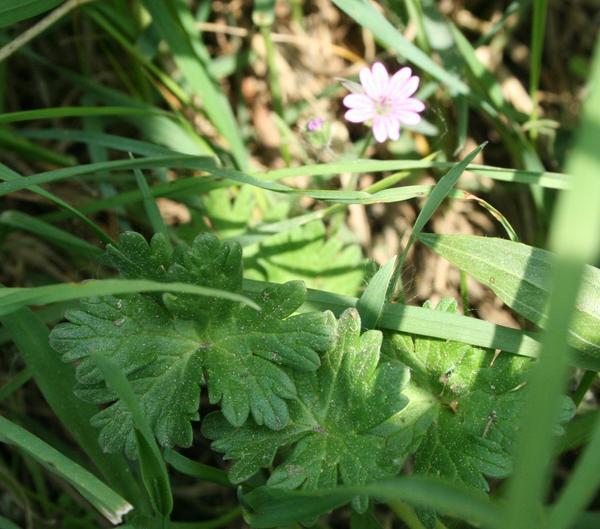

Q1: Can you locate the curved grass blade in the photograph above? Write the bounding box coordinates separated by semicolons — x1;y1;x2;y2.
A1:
0;106;170;124
0;0;62;27
0;416;133;524
0;305;145;506
259;160;570;189
0;163;113;244
132;164;171;248
0;211;103;259
0;155;216;197
242;477;501;529
242;279;600;372
163;449;232;488
392;143;486;297
91;353;172;519
0;279;259;316
20;128;179;156
143;0;248;170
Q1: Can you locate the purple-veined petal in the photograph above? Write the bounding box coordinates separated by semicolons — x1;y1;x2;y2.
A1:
371;62;389;98
372;116;388;142
343;93;374;110
387;67;412;97
397;75;420;99
345;106;375;123
397;111;422;125
359;67;379;100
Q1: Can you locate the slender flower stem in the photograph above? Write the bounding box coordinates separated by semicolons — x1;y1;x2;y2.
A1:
357;131;374;159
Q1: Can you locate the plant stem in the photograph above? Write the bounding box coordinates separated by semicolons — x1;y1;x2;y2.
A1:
573;370;597;407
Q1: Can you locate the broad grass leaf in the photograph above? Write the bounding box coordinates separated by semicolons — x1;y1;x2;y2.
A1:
419;234;600;357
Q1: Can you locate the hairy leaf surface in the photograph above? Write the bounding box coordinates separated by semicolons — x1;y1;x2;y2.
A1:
50;232;335;457
382;298;575;491
203;308;410;512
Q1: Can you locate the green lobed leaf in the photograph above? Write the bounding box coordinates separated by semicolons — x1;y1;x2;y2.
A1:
419;234;600;357
381;299;575;492
244;221;368;297
203;308;410;513
49;232;335;457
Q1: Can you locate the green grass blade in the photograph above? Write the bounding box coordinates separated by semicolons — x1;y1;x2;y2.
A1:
404;143;485;254
0;416;133;524
242;477;501;529
163;449;232;488
0;155;216;197
0;368;32;403
0;163;113;244
449;23;517;118
557;411;599;454
133;165;171;247
41;175;223;221
0;126;75;166
20;128;179;156
393;143;486;296
0;515;22;529
548;411;600;529
0;305;144;506
91;353;173;519
0;106;169;124
0;0;62;27
331;0;469;95
143;0;248;169
418;234;600;357
0;279;260;316
242;279;600;371
530;0;548;129
87;7;191;106
259;160;570;189
0;210;103;259
505;39;600;529
356;256;396;329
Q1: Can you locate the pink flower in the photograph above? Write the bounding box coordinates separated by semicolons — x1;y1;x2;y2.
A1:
343;62;425;143
306;117;324;132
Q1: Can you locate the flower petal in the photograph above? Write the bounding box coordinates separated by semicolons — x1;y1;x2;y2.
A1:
372;116;388;142
343;93;374;110
371;62;389;98
386;117;401;141
359;66;379;100
397;111;422;126
396;75;420;99
345;107;375;123
387;67;412;97
394;97;425;113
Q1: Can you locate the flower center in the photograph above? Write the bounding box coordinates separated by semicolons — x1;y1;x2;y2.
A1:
374;96;393;116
